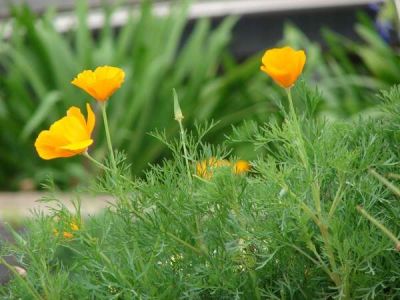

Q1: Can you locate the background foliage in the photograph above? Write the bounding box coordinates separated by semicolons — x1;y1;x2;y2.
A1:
0;1;399;191
0;0;272;189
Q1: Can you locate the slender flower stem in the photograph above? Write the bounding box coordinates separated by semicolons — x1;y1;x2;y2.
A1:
83;152;111;172
286;88;309;169
173;89;192;183
318;221;339;277
287;184;338;280
285;88;340;286
100;102;117;171
286;89;320;214
286;88;298;123
288;243;337;284
357;205;400;251
83;152;135;185
178;119;192;184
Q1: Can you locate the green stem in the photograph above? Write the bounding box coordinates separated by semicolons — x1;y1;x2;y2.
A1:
318;221;339;275
193;174;214;184
287;185;338;277
178;119;192;184
129;205;204;255
369;169;400;198
328;181;345;220
357;205;400;250
83;152;135;185
287;243;336;283
156;200;197;238
83;152;111;172
286;88;309;169
387;172;400;180
311;179;322;216
284;89;340;286
286;88;298;123
0;257;42;300
100;102;117;171
289;190;338;279
249;269;261;300
165;232;203;255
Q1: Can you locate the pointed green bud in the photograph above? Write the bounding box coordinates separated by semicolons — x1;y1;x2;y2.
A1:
173;88;184;121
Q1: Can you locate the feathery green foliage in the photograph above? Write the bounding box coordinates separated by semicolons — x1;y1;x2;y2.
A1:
2;81;400;298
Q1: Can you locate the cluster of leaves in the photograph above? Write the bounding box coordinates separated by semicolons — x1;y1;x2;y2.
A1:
2;83;400;299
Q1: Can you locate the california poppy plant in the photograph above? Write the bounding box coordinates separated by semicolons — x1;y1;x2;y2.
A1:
260;46;306;88
35;104;95;160
71;66;125;101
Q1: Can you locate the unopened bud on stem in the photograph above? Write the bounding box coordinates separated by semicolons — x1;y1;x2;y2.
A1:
173;88;184;121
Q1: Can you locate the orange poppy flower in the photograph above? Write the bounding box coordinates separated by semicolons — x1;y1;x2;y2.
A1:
234;160;251;174
71;66;125;101
260;46;306;88
53;220;80;239
62;232;74;239
53;229;74;239
196;158;251;179
35;103;95;160
196;158;231;179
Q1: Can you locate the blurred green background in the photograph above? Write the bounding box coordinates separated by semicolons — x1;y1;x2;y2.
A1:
0;0;398;190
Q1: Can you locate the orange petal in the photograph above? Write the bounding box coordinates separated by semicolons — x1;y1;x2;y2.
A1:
85;103;95;135
63;232;73;239
52;115;89;144
60;139;93;151
234;160;250;174
67;106;87;128
35;130;76;160
261;64;293;88
296;50;306;77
